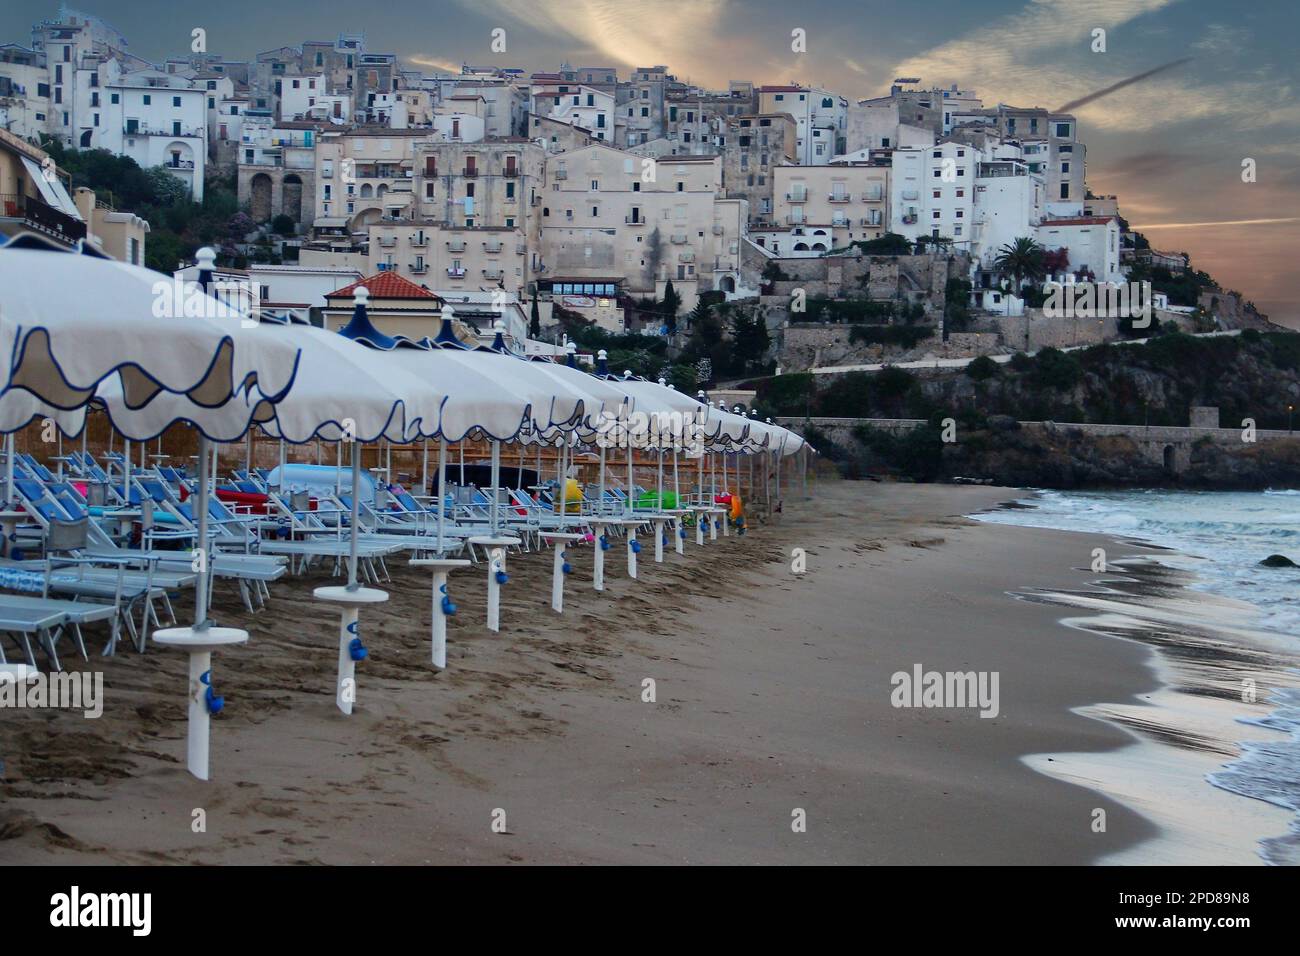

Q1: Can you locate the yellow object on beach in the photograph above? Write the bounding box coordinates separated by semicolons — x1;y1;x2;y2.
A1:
730;493;744;520
554;478;582;514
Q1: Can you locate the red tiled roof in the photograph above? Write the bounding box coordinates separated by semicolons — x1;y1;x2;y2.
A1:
325;272;440;300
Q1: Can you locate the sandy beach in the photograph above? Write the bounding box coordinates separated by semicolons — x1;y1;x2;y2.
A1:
2;479;1293;864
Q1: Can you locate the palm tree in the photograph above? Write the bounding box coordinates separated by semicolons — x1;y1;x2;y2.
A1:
994;237;1045;290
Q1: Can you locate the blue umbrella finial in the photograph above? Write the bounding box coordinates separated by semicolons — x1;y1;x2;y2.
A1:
491;317;508;353
565;340;577;368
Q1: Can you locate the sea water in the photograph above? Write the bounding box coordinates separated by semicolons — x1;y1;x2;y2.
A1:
975;488;1300;865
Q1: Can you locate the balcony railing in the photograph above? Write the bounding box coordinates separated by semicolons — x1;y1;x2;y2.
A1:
0;192;87;243
447;240;466;252
125;124;204;138
462;168;478;177
484;241;503;253
409;262;428;274
446;267;466;277
785;192;807;202
862;188;884;201
828;193;850;202
553;169;568;180
377;236;396;247
410;234;427;247
503;168;519;178
624;215;645;225
482;269;503;280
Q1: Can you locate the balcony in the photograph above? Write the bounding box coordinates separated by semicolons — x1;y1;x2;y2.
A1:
462;168;478;177
901;189;919;201
482;268;503;280
446;267;466;277
377;236;397;247
678;251;695;263
624;214;646;225
409;234;427;246
711;224;724;235
484;240;503;253
670;233;688;244
828;192;850;203
785;192;807;202
447;240;466;252
785;215;805;226
901;214;918;225
125;124;204;138
860;216;882;227
409;262;428;274
553;169;568;180
862;188;884;202
503;167;519;178
1;193;88;244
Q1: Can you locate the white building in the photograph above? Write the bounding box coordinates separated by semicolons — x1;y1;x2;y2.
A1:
99;69;208;200
757;85;846;165
1035;216;1124;285
889;141;976;245
280;74;351;124
532;85;614;142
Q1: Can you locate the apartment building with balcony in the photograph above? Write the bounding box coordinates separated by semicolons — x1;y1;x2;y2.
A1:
308;127;427;232
0;126;86;247
237;118;320;224
615;65;671;148
660;83;755;156
753;161;889;256
531;84;614;142
890;141;977;246
281;74;351;124
970;151;1044;270
449;77;527;138
721;112;797;222
538;144;746;309
757;85;846;165
95;69;208;200
950;104;1086;215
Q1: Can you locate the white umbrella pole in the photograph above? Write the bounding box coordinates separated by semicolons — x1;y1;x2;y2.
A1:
598;442;606;515
490;439;500;535
626;442;634;516
422;439;429;495
278;440;286;493
459;440;465;486
348;444;361;588
437;438;447;554
194;435;211;626
335;441;342;495
123;438;131;503
3;433;13;506
673;447;684;556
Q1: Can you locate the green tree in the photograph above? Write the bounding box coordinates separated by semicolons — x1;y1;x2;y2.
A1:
993;237;1045;289
661;280;681;333
730;306;770;374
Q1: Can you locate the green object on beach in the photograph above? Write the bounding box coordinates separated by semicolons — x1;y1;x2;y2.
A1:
637;491;678;509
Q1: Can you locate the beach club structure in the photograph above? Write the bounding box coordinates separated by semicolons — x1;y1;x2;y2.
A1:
0;240;809;781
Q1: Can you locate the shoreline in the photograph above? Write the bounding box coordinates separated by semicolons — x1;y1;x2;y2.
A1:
0;480;1286;864
973;495;1300;865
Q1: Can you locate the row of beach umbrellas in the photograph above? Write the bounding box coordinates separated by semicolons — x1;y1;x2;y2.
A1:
0;239;809;780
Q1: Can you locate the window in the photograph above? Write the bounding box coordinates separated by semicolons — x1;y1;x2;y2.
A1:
173;96;181;107
505;181;515;199
933;190;941;199
590;180;599;191
1055;122;1071;138
591;206;598;217
1059;183;1070;199
933;210;941;219
956;189;964;198
505;217;514;228
676;182;684;191
143;94;151;105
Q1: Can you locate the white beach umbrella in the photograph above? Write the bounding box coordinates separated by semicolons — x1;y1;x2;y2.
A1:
0;243;300;427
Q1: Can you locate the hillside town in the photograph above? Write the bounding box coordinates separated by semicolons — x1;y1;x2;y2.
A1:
0;6;1282;376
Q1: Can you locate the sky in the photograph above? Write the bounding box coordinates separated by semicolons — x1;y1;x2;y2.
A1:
4;0;1297;327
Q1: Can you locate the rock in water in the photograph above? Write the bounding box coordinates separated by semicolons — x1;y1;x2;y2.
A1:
1259;554;1298;568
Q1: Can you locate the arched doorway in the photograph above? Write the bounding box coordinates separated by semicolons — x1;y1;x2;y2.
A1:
249;172;273;222
282;174;303;224
1163;444;1176;473
79;129;93;147
719;275;736;293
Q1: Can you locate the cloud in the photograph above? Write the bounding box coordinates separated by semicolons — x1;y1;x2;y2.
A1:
1133;217;1300;229
409;55;463;74
464;0;734;74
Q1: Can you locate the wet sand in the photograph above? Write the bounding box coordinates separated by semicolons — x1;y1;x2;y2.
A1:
0;480;1284;864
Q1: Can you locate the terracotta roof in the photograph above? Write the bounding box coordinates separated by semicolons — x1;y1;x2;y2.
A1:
325;272;440;300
